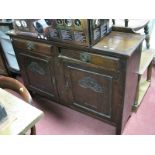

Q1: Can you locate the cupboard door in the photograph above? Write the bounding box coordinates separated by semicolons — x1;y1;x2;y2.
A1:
63;60;114;119
18;52;58;100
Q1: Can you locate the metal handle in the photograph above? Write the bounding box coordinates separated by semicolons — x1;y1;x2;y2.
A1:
27;41;35;51
80;52;91;63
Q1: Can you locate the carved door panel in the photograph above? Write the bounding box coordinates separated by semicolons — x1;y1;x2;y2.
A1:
63;60;114;119
18;52;58;100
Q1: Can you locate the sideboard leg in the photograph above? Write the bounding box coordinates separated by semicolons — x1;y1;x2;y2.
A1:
116;125;122;135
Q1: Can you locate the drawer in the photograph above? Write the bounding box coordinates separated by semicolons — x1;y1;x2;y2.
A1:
60;48;120;72
12;38;53;56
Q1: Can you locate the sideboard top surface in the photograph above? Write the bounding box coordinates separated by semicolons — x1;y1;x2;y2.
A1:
8;30;145;57
93;31;145;57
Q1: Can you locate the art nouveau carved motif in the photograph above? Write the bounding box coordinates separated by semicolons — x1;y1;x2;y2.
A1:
79;76;104;93
28;62;45;75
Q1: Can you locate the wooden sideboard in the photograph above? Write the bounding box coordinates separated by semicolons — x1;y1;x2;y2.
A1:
8;30;144;134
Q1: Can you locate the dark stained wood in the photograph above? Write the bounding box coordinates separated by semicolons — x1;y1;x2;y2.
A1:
59;48;120;72
0;53;8;75
118;45;142;134
9;30;144;134
93;31;144;56
17;52;58;101
61;58;115;119
13;38;54;56
0;44;9;75
12;38;59;102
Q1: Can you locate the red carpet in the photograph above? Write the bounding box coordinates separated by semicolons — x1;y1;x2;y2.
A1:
29;64;155;135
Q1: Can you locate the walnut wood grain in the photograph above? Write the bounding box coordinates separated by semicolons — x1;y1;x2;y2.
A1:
93;31;145;57
60;48;120;72
13;38;53;56
9;30;144;135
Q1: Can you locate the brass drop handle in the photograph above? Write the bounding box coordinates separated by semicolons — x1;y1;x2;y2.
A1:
80;52;91;63
27;41;35;51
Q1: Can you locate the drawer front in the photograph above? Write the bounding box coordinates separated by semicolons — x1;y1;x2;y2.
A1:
13;38;53;56
60;48;120;72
